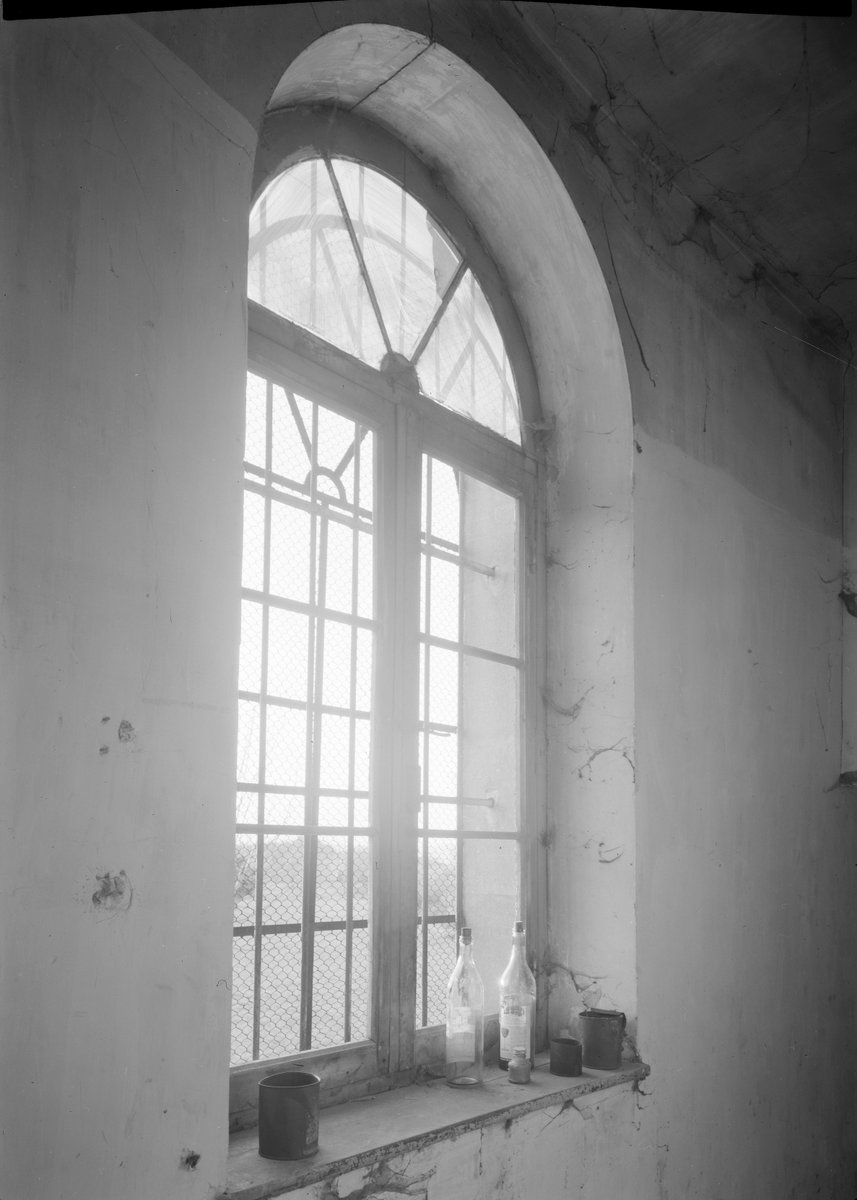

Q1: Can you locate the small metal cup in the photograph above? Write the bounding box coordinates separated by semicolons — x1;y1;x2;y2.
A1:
258;1070;320;1160
549;1036;582;1076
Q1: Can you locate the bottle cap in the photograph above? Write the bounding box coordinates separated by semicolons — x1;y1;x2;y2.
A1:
461;926;472;942
513;920;524;933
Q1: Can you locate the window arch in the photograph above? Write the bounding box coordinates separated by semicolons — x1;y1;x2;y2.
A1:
231;106;547;1119
248;153;522;442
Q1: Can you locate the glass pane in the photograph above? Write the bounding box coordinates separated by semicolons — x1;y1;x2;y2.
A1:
350;925;371;1040
249;159;387;366
265;706;307;786
416;914;457;1030
267;607;309;702
424;729;458;797
427;644;458;727
317;835;350;922
237;699;260;784
261;834;304;925
352;836;371;921
427;557;459;642
269;501;312;604
333;158;462;359
460;656;520;833
462;838;520;997
271;385;311;484
245;372;267;470
312;928;349;1046
236;790;258;824
242;490;265;593
238;599;263;694
417;269;521;443
234;833;257;926
230;934;255;1065
318;795;350;826
318;713;351;791
461;476;519;657
325;519;354;613
264;793;305;825
321;619;353;709
259;932;302;1058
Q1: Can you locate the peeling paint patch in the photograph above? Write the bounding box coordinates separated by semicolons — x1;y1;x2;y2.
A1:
179;1149;200;1170
117;719;136;743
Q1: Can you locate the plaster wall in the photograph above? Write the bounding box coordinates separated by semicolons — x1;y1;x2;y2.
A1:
0;18;252;1199
2;7;857;1200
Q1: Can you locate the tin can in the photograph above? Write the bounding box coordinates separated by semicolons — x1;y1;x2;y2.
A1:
579;1009;626;1070
258;1070;320;1160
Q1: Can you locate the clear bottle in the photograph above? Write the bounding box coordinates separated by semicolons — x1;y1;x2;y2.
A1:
445;926;484;1087
498;920;536;1070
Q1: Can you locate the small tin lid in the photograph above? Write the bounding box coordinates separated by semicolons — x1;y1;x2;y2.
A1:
580;1008;625;1020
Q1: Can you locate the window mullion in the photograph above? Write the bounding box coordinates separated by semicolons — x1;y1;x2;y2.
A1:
375;401;421;1076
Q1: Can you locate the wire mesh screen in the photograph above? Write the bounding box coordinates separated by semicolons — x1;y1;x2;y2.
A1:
232;370;375;1065
417;455;524;1027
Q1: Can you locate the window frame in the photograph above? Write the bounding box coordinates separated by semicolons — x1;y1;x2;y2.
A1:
230;111;547;1130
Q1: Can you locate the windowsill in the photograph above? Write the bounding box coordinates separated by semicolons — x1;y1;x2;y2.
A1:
217;1056;650;1200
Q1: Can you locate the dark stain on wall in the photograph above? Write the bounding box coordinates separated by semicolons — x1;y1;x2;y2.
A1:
92;869;132;912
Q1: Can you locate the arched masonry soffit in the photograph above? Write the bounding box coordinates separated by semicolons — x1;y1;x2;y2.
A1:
263;23;634;485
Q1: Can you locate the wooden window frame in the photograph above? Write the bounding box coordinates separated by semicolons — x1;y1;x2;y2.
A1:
230;113;546;1130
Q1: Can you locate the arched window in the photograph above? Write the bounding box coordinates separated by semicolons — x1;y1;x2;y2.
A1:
232;111;544;1107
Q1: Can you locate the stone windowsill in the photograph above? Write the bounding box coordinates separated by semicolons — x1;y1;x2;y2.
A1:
217;1057;650;1200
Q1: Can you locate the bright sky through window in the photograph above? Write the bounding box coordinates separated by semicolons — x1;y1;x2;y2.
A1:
248;157;522;443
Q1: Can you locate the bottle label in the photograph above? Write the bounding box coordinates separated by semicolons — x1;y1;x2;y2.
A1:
446;1007;476;1061
500;995;531;1059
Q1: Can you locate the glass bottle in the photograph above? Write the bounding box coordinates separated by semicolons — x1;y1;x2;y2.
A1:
445;926;484;1087
498;920;536;1069
508;1046;531;1083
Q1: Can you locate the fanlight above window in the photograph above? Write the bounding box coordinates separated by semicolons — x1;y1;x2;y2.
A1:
249;157;522;444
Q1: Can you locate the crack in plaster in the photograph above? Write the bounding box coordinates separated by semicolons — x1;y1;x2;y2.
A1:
348;44;432;114
569;738;636;782
601;211;657;388
511;6;851;352
645;15;677;79
543;684;592;720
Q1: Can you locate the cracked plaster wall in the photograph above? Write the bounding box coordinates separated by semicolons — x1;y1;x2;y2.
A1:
284;1082;649;1200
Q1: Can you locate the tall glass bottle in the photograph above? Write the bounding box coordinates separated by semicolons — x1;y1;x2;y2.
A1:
445;926;484;1087
498;920;536;1069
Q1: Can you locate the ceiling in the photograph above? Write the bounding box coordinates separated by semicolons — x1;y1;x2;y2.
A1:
131;2;857;355
511;4;857;355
